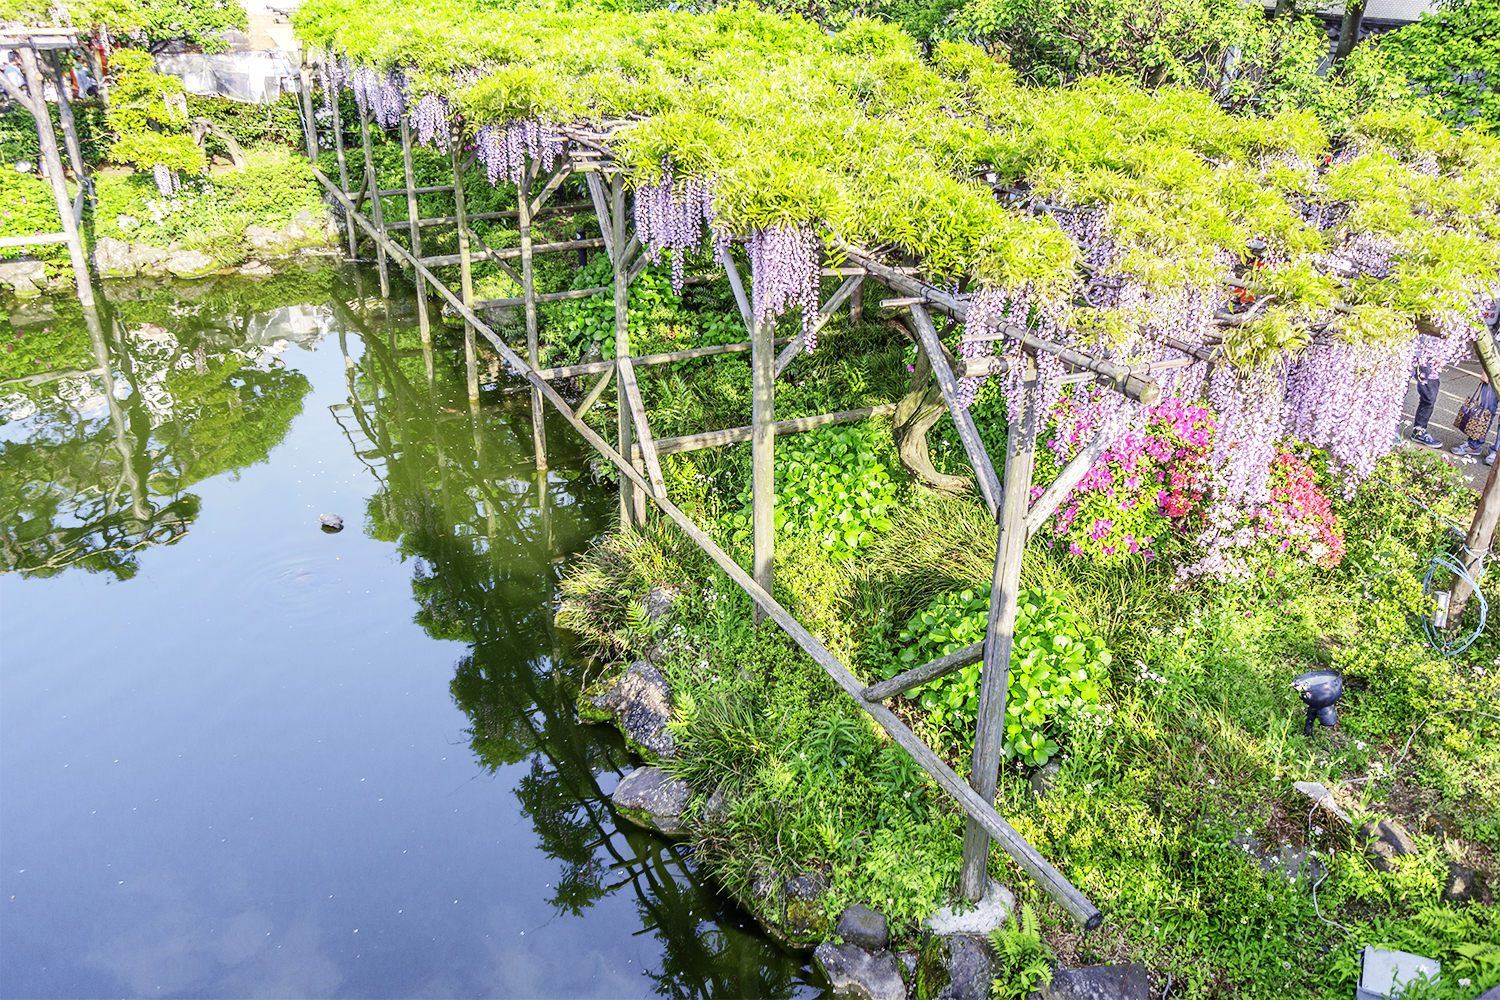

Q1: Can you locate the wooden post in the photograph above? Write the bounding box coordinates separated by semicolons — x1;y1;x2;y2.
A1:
399;119;432;380
451;125;478;401
358;110;389;297
960;350;1037;901
611;173;638;527
328;58;357;257
751;312;775;624
1449;330;1500;620
17;45;92;309
519;160;548;471
850;275;864;326
45;51;86;181
298;53;319;160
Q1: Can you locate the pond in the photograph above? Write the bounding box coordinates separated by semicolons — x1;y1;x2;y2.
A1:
0;270;819;999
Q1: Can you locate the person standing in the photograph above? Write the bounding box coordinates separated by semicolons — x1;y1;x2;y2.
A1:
1409;361;1443;447
1453;300;1500;466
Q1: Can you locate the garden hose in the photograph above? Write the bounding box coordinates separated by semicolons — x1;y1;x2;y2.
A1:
1420;550;1488;657
1305;708;1500;935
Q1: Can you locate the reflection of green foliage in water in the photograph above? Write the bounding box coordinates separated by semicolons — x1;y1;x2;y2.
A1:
338;308;815;997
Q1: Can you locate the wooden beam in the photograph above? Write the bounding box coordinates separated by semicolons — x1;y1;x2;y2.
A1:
0;232;69;248
298;55;319;160
774;274;863;375
908;303;1002;517
960;352;1038;901
377;202;594;229
309;163;1102;933
612;173;638;526
45;51;86;181
618;356;666;496
400;119;433;369
574;364;614;419
17;46;91;310
358;109;389;297
417;237;606;268
451;125;478;401
519;158;548;470
538;337;795;380
635;403;897;457
861;641;984;702
530;162;572;216
327;58;358;257
586;171;617;263
1024;417;1125;537
752;311;775;624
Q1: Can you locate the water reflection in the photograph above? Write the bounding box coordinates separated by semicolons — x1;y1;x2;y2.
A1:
328;301;817;998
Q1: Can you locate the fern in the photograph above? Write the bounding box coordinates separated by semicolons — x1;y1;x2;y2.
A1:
989;904;1053;1000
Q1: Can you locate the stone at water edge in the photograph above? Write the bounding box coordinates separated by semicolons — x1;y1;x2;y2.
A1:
165;249;218;279
588;661;676;759
239;260;274;277
0;259;46;297
922;879;1014;935
643;584;679;622
1036;964;1151;1000
814;942;905;1000
940;934;994;1000
1473;986;1500;1000
836;903;889;950
610;766;692;837
92;237;138;278
781;870;831;943
244;225;288;253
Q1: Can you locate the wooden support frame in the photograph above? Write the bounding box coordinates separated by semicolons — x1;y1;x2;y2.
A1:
399;119;433;374
635;403;898;457
450;124;480;401
908;304;1002;516
961;350;1039;901
862;640;984;702
309;164;1102;930
519;158;549;470
358;109;390;297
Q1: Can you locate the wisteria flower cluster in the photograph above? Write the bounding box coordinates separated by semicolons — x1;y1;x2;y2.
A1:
473;121;563;186
348;65;405;128
1036;390;1216;564
1175;450;1345;586
747;223;819;350
633;163;724;293
415;93;451;152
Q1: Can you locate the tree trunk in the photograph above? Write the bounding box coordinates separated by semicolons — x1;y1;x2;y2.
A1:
893;343;973;493
1335;0;1367;61
1448;331;1500;622
1273;0;1296;17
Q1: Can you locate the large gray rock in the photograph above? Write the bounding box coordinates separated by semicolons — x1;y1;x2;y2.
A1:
814;943;905;1000
940;934;993;1000
837;904;889;950
0;259;46;297
92;237;138;278
131;244;168;276
1360;819;1418;873
1441;863;1476;904
1036;964;1151;1000
244;224;288;253
1030;760;1062;799
166;249;217;278
589;661;675;758
611;766;691;837
238;259;274;277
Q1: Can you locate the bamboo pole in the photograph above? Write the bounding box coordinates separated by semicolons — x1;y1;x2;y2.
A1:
960;351;1038;901
327;59;357;257
358;109;389;296
308;164;1102;931
451;127;479;401
17;46;92;310
862;640;984;703
538;336;794;380
298;55;319;160
519;159;548;470
399;119;432;379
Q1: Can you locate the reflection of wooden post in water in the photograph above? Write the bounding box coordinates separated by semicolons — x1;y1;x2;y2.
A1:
518;159;548;472
358;109;390;298
87;311;146;520
399;119;434;382
451;126;480;403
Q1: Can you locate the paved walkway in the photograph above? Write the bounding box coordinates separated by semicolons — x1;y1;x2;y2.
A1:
1398;359;1498;492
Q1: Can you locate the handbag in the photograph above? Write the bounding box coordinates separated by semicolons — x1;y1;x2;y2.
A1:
1453;384;1496;440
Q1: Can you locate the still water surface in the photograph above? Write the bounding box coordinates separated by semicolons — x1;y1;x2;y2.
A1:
0;274;817;998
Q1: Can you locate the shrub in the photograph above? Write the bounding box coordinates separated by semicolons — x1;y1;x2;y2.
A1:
1034;390;1216;564
0;170;64;265
886;585;1110;764
726;422;898;558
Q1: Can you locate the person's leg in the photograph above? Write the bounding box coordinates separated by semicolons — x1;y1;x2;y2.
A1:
1456;381;1498;455
1410;363;1442;446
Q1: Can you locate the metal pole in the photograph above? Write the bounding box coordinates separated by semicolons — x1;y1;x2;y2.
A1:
451;126;478;401
960;351;1037;900
358;109;389;297
17;45;92;309
519;161;548;471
